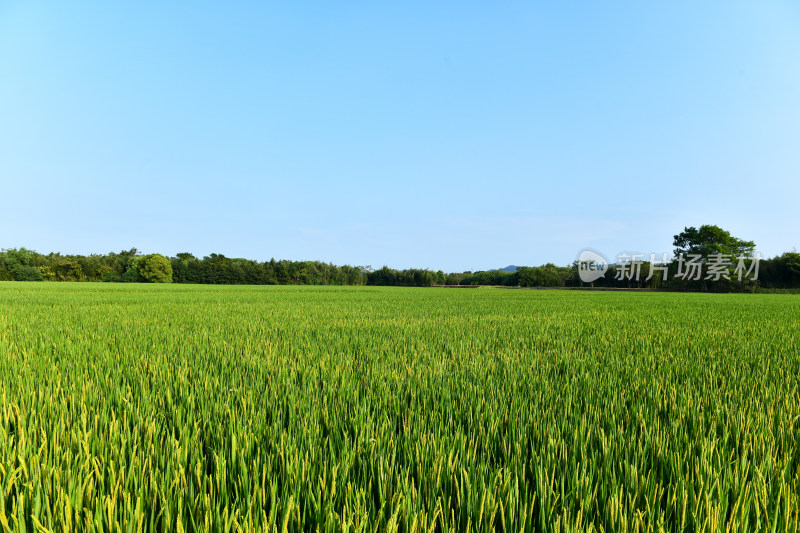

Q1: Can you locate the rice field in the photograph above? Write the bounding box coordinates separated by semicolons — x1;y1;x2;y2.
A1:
0;282;799;532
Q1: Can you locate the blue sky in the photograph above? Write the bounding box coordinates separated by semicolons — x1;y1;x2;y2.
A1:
1;2;798;272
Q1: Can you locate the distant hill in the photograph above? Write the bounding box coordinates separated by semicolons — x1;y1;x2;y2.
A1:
496;265;521;273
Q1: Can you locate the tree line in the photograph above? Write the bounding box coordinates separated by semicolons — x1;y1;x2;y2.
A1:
2;226;799;290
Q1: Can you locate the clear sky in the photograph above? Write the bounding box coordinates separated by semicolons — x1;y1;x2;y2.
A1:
1;2;798;272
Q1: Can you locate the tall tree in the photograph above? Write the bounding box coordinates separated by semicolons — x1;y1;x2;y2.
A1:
673;225;755;258
672;225;756;290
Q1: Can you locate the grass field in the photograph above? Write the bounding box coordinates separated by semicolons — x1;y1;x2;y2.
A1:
0;283;799;532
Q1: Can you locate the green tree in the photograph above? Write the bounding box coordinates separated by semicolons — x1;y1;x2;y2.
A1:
12;265;44;281
672;225;757;290
786;251;800;277
138;254;173;283
673;225;755;258
55;259;84;281
122;257;144;282
3;248;44;281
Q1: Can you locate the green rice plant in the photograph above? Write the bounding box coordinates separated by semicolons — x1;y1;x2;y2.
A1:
0;283;798;531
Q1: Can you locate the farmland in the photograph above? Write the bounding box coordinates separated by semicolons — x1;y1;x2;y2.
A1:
0;283;799;531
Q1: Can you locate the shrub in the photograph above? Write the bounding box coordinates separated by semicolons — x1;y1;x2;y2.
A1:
12;265;43;281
